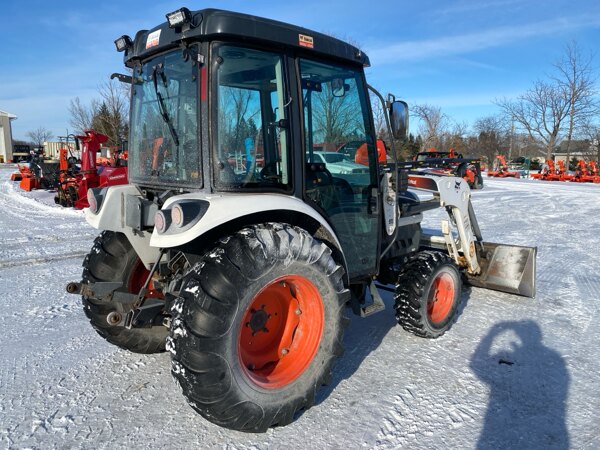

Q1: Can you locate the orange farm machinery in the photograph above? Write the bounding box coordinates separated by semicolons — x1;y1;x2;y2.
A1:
487;155;520;178
572;160;600;183
413;148;484;189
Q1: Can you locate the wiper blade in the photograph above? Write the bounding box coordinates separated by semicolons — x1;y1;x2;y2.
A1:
153;65;180;147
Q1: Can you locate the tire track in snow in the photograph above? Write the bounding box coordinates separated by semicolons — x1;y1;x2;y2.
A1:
0;233;97;250
374;384;482;449
0;250;88;269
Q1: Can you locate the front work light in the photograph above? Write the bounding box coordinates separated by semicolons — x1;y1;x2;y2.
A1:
114;35;132;52
166;7;192;28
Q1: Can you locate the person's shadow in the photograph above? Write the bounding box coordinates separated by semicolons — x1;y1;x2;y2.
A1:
470;320;570;449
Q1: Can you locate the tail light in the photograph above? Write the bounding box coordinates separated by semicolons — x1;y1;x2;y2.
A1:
154;210;171;234
87;188;107;214
170;201;209;229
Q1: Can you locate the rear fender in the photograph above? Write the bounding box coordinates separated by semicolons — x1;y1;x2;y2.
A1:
84;184;160;267
86;187;344;271
150;192;342;250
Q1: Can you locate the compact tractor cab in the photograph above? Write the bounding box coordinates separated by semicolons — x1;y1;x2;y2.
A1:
68;8;536;432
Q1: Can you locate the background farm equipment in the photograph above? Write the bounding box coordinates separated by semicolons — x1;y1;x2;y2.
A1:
531;159;555;180
54;147;82;207
572;160;600;183
487;155;521;178
59;130;128;209
413;148;484;189
530;159;587;182
11;155;59;191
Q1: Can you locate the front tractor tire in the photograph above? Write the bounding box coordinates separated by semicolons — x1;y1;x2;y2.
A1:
394;251;462;338
168;223;348;432
82;231;168;353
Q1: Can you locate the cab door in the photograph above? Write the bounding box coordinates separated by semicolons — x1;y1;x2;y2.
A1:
299;58;380;279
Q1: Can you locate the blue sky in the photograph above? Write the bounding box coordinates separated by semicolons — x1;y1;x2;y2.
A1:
1;0;599;141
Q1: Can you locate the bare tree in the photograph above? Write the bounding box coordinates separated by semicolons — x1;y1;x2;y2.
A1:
311;84;363;149
443;121;469;154
496;42;598;161
581;120;600;161
552;41;598;165
412;104;448;150
69;79;129;146
26;127;54;147
370;90;388;139
68;97;97;134
472;115;510;163
496;80;571;160
218;87;259;154
95;80;129;146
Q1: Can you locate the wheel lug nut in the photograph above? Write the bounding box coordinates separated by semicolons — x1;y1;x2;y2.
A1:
281;348;289;355
295;308;301;315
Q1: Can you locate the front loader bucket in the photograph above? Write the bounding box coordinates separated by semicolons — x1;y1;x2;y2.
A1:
466;242;537;298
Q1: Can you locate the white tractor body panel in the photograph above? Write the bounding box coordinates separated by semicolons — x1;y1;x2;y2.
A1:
151;192;341;249
85;186;341;266
84;184;161;267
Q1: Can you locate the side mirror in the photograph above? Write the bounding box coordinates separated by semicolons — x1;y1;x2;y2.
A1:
389;100;408;140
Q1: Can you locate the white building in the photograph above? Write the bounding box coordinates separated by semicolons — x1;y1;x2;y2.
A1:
0;110;17;163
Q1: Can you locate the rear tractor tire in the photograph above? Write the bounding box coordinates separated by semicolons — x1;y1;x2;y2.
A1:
82;231;168;353
168;223;348;432
394;251;462;338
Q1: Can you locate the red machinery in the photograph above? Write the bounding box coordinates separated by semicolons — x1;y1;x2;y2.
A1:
15;165;39;190
486;155;520;178
54;130;128;209
572;160;600;183
589;161;600;182
54;147;81;206
14;157;54;191
531;160;556;180
73;130;128;209
555;161;573;181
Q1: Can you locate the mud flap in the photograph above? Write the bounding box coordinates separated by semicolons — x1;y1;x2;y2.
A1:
466;242;537;298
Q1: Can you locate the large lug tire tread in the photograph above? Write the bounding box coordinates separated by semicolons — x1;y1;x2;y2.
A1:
394;251;462;339
82;231;167;354
168;223;349;432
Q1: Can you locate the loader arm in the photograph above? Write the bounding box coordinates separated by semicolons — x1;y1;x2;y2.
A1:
403;173;537;298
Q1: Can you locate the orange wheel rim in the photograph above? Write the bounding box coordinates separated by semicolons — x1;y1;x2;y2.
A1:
427;272;455;324
239;275;324;389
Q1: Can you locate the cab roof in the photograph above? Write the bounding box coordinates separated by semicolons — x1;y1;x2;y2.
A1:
122;8;370;67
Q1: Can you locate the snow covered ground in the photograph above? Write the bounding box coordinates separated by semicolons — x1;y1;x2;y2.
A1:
1;164;599;449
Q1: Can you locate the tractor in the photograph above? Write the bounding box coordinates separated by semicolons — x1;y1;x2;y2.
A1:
66;8;536;432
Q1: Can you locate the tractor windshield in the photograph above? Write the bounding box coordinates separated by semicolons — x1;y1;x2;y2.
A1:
129;49;200;187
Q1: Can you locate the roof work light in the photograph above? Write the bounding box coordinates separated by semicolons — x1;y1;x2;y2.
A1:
114;35;133;52
166;7;192;28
